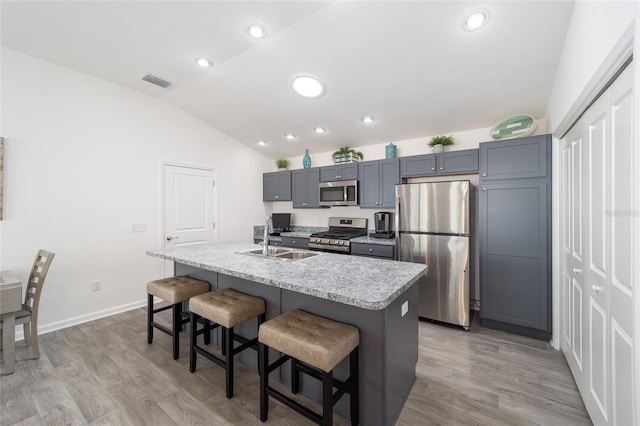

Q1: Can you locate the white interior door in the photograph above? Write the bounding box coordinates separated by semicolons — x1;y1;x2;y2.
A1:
559;63;635;426
163;164;217;276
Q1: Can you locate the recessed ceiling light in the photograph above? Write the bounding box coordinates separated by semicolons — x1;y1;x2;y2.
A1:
257;140;267;146
462;9;490;31
361;116;375;124
248;24;267;38
196;57;212;68
314;127;326;134
292;75;325;98
285;133;296;140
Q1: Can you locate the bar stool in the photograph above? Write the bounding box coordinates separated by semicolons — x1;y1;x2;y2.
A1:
258;309;359;426
147;276;210;360
189;288;266;399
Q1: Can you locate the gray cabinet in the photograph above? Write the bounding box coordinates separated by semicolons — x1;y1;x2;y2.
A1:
280;236;309;250
400;149;478;178
292;168;320;208
320;163;358;182
263;171;292;201
359;159;400;208
479;134;552;340
479;135;548;180
351;243;395;259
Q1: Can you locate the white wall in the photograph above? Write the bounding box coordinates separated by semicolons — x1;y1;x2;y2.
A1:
546;1;639;131
0;48;272;335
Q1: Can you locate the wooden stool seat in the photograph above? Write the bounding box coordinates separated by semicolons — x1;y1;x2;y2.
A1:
147;276;210;360
259;310;360;425
190;288;265;399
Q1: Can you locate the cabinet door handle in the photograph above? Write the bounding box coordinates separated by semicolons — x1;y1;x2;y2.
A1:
482;173;487;177
275;195;279;199
292;240;296;244
573;268;582;274
431;168;435;171
440;167;444;170
482;187;486;191
592;285;603;293
369;248;373;252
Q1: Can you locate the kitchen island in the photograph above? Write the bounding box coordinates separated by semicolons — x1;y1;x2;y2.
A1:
147;242;426;426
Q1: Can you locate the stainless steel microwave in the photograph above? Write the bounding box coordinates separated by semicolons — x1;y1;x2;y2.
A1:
319;180;358;206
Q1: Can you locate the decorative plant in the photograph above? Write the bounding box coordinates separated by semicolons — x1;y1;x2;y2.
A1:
428;135;454;147
275;158;289;169
331;146;364;162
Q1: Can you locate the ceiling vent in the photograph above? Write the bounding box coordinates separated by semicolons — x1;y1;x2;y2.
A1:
142;74;172;89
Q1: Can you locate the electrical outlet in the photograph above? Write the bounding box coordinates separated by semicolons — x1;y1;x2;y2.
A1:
401;301;408;317
131;223;146;233
92;280;101;292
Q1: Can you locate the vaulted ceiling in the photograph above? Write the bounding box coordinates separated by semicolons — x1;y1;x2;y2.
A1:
1;1;574;159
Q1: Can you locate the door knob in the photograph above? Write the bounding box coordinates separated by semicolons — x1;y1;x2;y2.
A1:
573;268;582;274
592;285;603;293
166;236;179;241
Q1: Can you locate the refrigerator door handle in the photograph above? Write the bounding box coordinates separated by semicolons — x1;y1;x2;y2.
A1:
395;197;401;259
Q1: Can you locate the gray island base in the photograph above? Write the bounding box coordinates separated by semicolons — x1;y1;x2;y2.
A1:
147;243;426;426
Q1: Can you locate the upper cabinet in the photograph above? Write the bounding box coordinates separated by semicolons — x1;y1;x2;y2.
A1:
320;163;358;182
263;171;292;201
479;136;548;180
400;149;478;178
292;168;321;208
359;158;400;208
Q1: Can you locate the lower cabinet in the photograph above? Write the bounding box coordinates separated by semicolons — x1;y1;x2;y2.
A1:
280;236;309;250
351;243;395;259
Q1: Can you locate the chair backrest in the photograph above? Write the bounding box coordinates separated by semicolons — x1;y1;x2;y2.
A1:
24;250;55;313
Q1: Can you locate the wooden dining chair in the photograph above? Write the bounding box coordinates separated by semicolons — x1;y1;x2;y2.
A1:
0;249;55;359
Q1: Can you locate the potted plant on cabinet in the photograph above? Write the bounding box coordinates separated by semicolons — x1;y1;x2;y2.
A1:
331;147;364;164
276;158;289;170
428;135;454;153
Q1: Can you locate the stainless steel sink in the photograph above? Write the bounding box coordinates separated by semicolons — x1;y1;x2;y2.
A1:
242;247;291;256
238;247;319;261
275;251;319;260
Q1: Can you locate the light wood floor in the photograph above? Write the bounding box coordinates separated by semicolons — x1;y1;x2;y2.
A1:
1;308;591;425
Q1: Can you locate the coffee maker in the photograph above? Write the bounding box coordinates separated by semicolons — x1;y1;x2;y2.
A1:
370;212;394;239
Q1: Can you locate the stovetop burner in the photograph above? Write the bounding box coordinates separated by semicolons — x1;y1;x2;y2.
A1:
308;217;368;253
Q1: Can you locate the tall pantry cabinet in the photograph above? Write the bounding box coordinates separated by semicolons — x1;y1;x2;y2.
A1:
479;134;552;340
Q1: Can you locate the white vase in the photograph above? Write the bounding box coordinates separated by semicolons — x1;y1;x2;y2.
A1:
432;144;443;153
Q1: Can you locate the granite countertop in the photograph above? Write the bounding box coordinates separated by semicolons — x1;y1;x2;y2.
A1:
351;235;396;246
147;242;425;310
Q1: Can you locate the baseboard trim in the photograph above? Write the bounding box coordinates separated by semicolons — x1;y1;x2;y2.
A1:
14;299;148;342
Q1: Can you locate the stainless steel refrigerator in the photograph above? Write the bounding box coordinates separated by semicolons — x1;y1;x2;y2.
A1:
395;181;472;328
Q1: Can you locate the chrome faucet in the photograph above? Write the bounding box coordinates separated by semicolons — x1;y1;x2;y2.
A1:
263;216;272;255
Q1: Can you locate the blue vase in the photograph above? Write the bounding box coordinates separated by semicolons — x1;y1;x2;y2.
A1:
385;143;396;159
303;149;311;169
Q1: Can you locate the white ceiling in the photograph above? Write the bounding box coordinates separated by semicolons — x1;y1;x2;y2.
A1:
1;1;574;159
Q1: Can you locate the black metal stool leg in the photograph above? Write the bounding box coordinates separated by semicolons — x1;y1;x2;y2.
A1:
322;370;333;426
172;303;181;360
291;358;299;394
350;347;359;426
204;319;211;345
226;326;234;398
259;343;269;422
221;327;227;356
190;312;198;373
147;294;153;344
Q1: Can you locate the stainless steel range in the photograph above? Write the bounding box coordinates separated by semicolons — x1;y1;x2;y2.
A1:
309;217;368;254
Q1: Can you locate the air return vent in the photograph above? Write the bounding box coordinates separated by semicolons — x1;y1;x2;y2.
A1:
142;74;172;88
